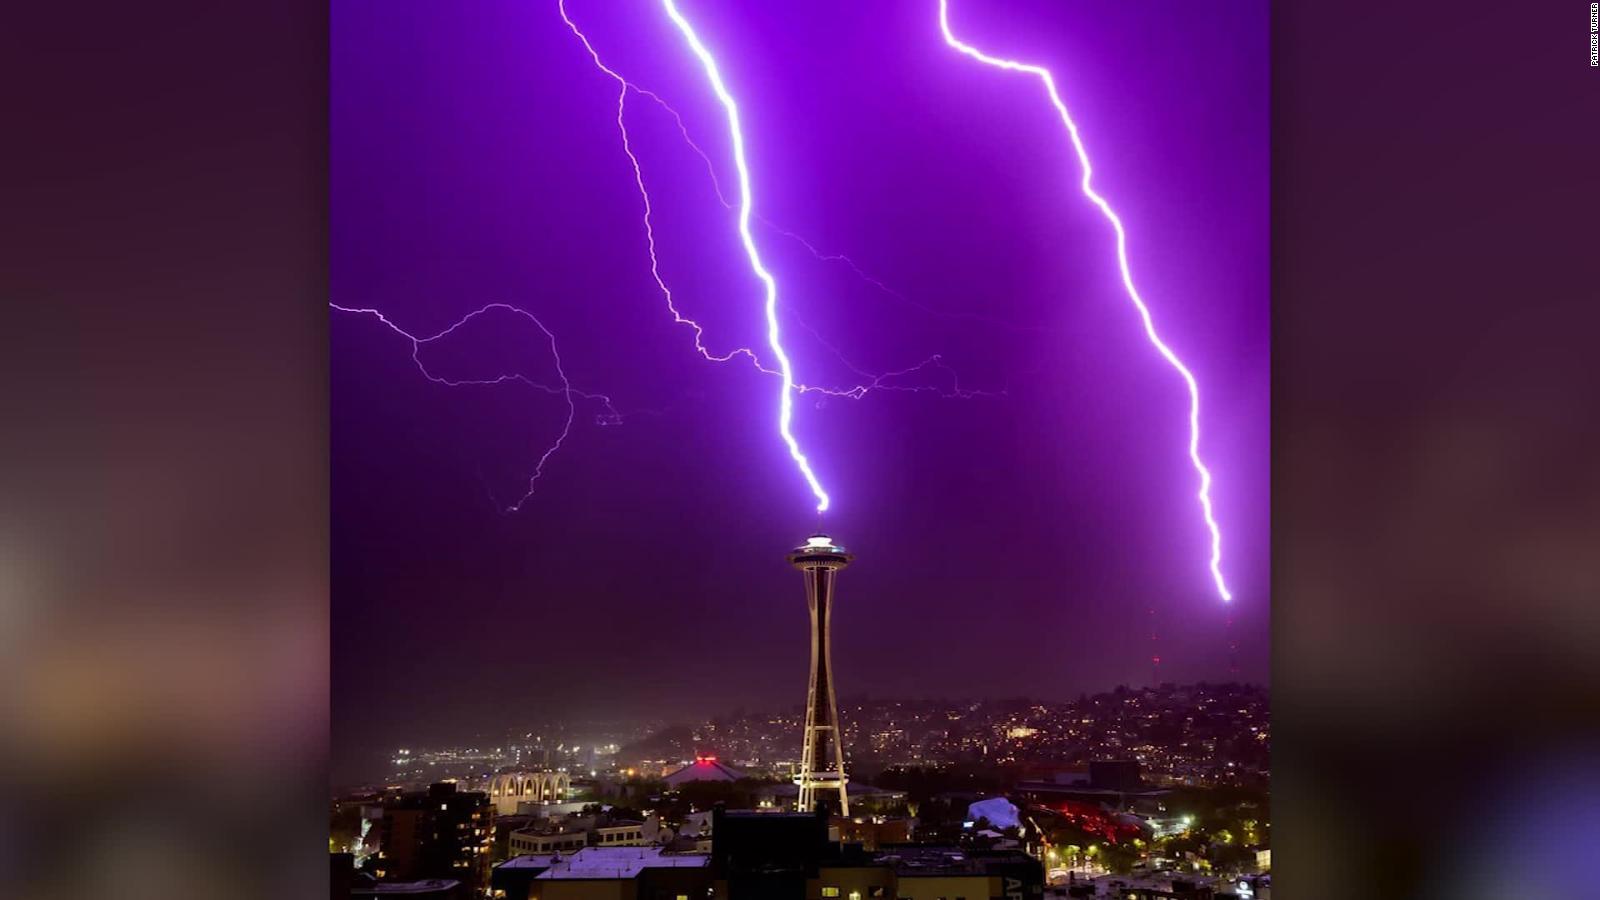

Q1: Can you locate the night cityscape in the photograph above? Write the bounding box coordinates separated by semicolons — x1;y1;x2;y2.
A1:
335;679;1272;899
332;1;1268;898
370;683;1269;794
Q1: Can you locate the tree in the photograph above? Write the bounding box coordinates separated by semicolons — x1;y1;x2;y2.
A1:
1098;842;1139;875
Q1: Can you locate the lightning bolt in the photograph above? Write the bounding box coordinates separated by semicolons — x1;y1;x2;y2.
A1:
769;226;1030;332
559;0;997;403
659;0;830;512
332;3;985;518
558;0;748;368
937;0;1232;602
788;313;998;402
639;83;1009;331
559;3;1002;332
331;301;619;513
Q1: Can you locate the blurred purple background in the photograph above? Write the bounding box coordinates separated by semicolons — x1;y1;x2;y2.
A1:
6;0;1596;898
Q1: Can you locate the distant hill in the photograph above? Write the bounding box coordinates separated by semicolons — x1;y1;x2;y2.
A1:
615;724;694;766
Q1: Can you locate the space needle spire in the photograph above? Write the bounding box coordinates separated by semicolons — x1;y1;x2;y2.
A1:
788;533;853;816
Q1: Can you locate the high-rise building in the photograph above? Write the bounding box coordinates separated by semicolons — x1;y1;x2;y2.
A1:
788;533;853;816
371;782;494;894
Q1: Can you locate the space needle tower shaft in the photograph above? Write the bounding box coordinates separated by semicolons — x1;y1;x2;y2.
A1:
788;533;853;816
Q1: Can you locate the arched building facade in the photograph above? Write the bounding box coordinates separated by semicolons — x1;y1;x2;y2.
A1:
483;771;570;815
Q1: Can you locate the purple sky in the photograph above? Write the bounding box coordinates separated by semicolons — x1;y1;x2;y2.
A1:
332;0;1266;782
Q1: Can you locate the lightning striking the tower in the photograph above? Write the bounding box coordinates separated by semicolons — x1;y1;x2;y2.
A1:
336;0;1237;601
659;0;830;512
937;0;1234;603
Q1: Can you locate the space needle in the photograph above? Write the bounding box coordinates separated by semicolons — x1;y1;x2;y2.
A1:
788;533;853;816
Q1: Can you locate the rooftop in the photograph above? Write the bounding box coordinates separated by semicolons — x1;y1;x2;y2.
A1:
876;848;983;877
533;847;710;880
497;855;556;870
351;879;462;895
789;534;851;561
664;756;744;784
874;847;1035;878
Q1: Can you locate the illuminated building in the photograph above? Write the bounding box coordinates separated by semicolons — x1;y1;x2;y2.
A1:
663;755;742;785
594;820;652;847
489;811;1044;900
507;827;588;856
788;533;853;816
507;812;664;857
371;782;494;894
833;815;915;850
482;770;571;815
491;847;711;900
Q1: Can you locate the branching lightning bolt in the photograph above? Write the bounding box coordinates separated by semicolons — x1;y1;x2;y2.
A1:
559;0;999;402
937;0;1233;602
640;87;992;330
560;4;1003;332
658;0;830;512
331;301;619;513
789;313;995;401
332;3;991;518
559;0;747;369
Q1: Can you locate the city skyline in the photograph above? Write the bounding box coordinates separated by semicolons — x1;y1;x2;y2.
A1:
343;681;1268;793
